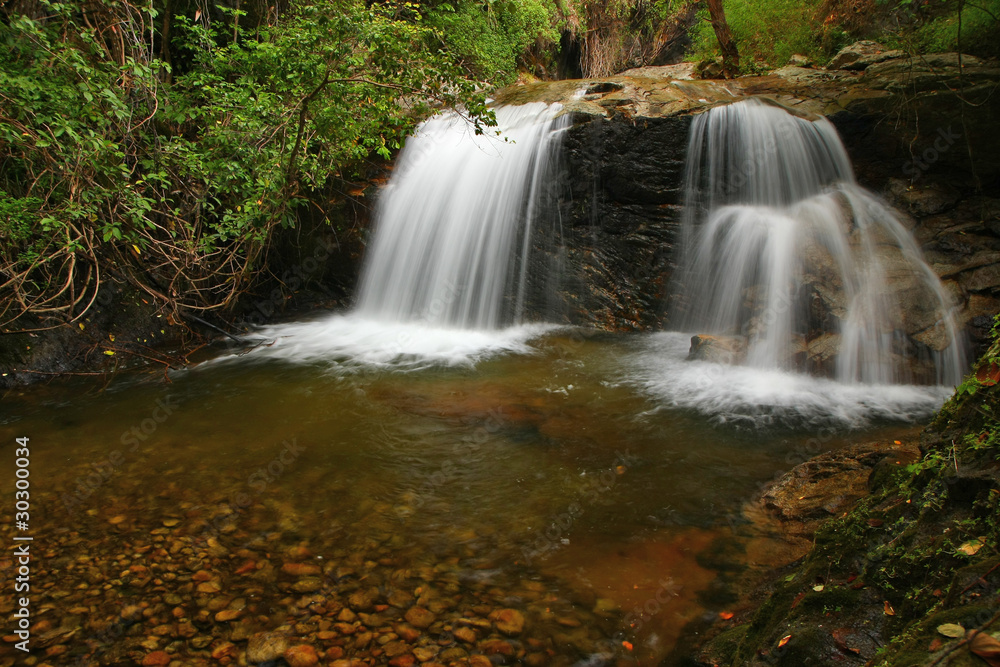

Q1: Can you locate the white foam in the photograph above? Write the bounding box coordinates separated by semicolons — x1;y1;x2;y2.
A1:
209;315;555;372
626;332;952;429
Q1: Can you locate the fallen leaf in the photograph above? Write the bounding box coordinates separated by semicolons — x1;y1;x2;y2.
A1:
894;440;902;445
621;641;633;651
929;638;943;651
791;591;807;609
867;518;884;527
937;623;966;638
884;601;895;616
813;584;825;592
719;611;734;620
958;540;984;556
969;630;1000;666
975;362;1000;387
103;350;115;356
778;635;792;648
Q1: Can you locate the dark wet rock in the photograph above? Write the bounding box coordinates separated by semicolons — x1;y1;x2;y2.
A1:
687;334;746;365
761;439;920;533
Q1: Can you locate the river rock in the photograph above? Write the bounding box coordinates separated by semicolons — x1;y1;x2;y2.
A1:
490;608;525;635
141;651;171;666
453;627;477;643
246;632;289;664
404;606;435;629
394;623;421;642
687;334;746;365
479;638;515;656
283;644;319;667
211;642;238;660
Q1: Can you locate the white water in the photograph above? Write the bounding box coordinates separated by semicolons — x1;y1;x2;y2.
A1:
357;103;569;329
628;332;953;429
674;99;965;385
230;316;554;371
210;104;568;370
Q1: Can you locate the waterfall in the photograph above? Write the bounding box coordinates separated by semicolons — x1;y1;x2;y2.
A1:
674;99;965;385
356;103;569;329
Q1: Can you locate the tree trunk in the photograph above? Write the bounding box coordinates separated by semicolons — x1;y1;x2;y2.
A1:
706;0;740;78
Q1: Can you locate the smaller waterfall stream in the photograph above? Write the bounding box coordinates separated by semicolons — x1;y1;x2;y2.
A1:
673;99;965;386
357;103;569;329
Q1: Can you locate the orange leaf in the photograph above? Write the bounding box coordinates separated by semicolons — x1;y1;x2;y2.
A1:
622;641;633;651
970;630;1000;667
778;635;792;648
884;601;895;616
976;362;1000;386
719;611;734;620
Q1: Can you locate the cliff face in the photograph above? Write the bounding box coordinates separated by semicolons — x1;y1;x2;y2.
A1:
504;52;1000;361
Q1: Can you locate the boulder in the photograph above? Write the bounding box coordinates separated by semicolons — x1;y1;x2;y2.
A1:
687;334;747;364
828;40;904;70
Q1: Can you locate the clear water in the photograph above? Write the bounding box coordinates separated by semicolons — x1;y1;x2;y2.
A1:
0;330;943;665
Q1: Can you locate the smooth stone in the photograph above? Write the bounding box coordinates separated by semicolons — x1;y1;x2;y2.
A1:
453;626;477;644
290;577;323;593
141;651;171;666
404;607;435;629
246;632;289;664
211;642;238;660
283;644;319;667
282;562;321;577
490;609;525;635
479;639;515;656
394;623;421;642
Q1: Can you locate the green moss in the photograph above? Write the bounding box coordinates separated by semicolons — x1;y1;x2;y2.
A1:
728;314;1000;667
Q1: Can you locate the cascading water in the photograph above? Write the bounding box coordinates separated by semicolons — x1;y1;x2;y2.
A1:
357;103;569;329
211;103;568;369
672;98;965;386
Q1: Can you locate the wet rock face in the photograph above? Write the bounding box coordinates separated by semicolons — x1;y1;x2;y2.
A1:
523;114;689;330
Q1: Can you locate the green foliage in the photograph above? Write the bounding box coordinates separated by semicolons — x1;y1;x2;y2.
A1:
425;0;561;83
0;0;492;325
689;0;836;70
888;0;1000;59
